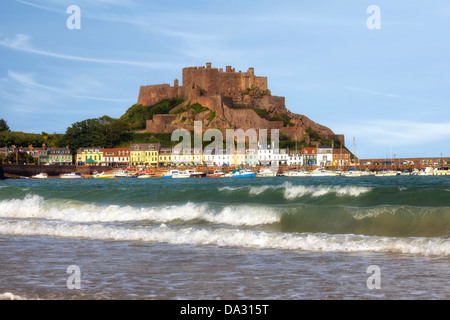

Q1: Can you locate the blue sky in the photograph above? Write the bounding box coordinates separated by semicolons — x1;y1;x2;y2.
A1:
0;0;449;158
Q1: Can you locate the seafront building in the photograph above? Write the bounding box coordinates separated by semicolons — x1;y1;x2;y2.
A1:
130;143;160;167
333;148;352;167
102;148;130;167
288;151;303;167
302;147;317;166
317;145;333;167
76;147;104;166
47;148;73;165
158;148;173;166
1;141;357;169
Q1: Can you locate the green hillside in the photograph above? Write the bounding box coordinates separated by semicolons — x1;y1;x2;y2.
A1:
120;98;185;130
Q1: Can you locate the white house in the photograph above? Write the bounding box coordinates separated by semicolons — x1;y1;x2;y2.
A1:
288;152;303;166
317;146;333;167
214;148;231;167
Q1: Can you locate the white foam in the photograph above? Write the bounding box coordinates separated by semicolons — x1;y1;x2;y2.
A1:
0;195;279;226
0;220;448;257
218;183;372;199
0;292;25;300
283;182;372;200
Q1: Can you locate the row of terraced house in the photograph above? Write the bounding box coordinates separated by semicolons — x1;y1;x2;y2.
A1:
75;143;353;168
2;143;353;168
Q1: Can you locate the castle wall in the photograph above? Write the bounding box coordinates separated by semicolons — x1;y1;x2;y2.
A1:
137;84;183;106
182;65;267;100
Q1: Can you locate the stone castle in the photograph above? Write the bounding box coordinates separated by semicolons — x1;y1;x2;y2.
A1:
137;62;344;145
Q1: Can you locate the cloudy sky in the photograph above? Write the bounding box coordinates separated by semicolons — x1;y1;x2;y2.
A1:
0;0;449;158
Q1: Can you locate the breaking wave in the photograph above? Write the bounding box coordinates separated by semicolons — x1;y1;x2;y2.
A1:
0;194;279;226
218;182;372;199
0;219;448;257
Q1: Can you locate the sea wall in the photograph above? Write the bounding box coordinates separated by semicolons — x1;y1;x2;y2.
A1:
2;165;111;177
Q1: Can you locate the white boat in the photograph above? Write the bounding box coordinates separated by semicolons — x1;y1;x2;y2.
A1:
256;168;277;177
310;168;339;177
161;170;178;178
93;172;114;179
419;167;436;176
31;172;48;179
172;170;191;179
137;173;154;178
282;170;310;177
374;170;398;177
114;170;132;178
343;170;362;177
60;172;82;179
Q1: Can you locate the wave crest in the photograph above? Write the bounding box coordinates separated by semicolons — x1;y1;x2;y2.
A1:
0;195;279;226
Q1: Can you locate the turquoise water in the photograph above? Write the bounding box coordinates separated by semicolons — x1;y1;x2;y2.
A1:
0;176;449;299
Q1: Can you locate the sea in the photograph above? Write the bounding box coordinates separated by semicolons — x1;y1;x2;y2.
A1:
0;175;449;301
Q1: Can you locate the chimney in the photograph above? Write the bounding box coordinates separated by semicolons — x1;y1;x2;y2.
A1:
206;62;212;69
248;67;254;75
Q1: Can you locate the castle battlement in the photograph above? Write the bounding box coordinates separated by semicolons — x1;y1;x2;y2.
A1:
137;63;268;106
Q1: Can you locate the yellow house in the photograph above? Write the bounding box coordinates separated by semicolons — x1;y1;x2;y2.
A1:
130;143;160;167
158;148;173;166
170;148;203;166
76;147;104;165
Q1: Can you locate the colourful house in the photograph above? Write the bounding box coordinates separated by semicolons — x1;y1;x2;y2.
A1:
76;147;104;165
158;148;173;167
47;147;72;165
102;148;130;167
302;147;317;166
130;143;160;167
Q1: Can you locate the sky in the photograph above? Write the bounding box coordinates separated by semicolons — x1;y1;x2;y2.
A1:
0;0;449;159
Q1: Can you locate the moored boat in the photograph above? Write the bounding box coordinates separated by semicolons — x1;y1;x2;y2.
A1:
231;169;256;178
172;170;190;179
93;172;114;179
161;170;177;178
284;169;310;177
207;170;224;178
137;174;154;178
188;170;206;178
256;168;276;177
114;170;132;178
60;172;82;179
310;167;339;177
31;172;48;179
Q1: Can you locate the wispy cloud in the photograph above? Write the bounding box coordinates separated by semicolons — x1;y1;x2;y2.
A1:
5;70;131;103
15;0;62;13
343;86;425;102
0;34;177;69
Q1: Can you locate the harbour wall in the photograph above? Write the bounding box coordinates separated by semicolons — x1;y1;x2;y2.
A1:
2;164;111;178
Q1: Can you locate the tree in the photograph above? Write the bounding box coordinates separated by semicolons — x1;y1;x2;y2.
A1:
0;119;10;132
60;116;131;153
